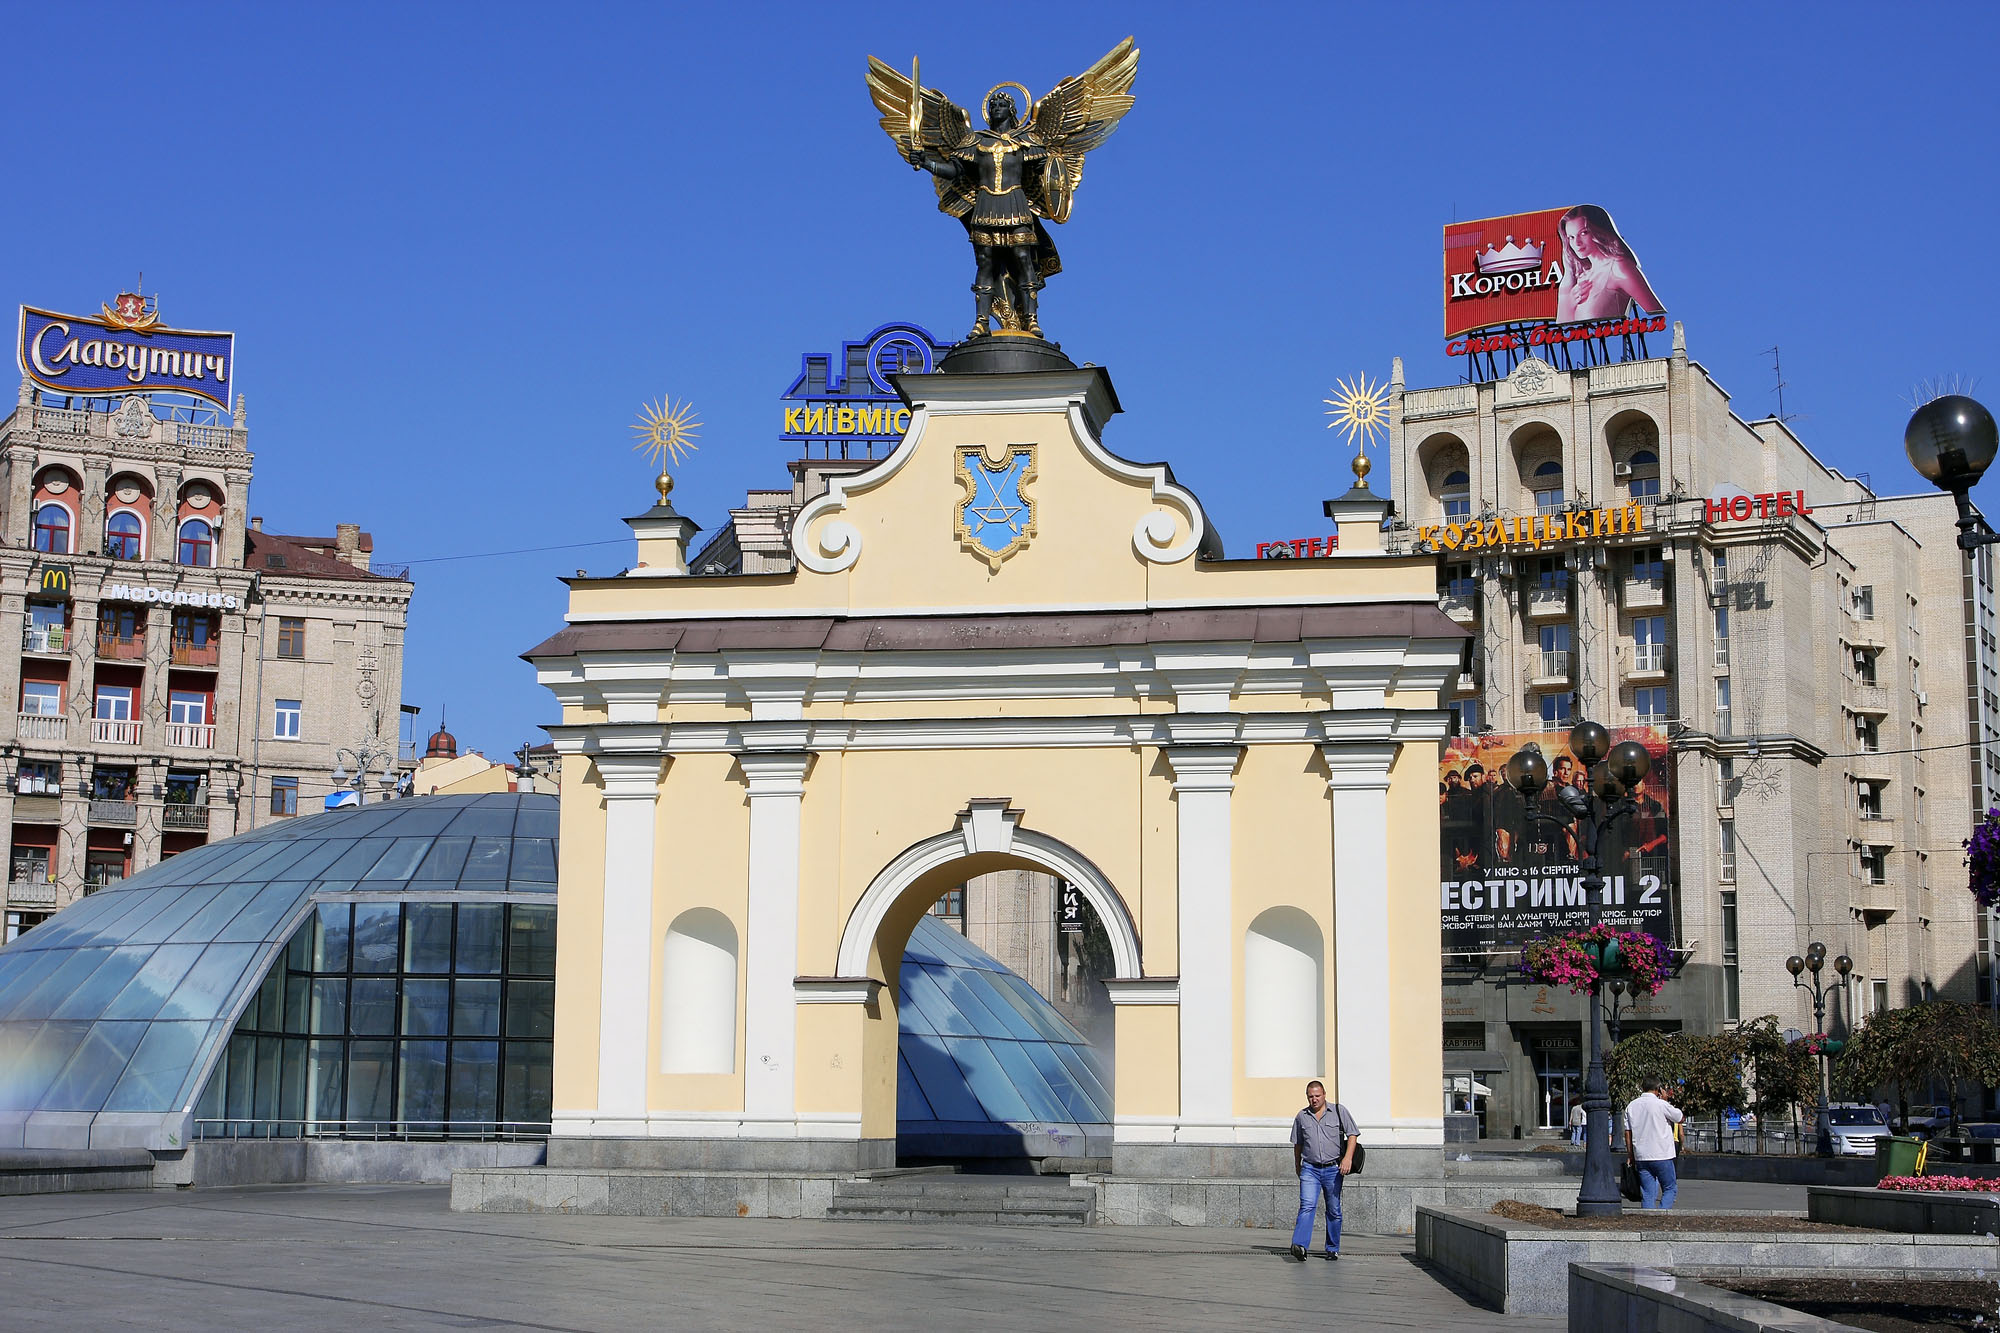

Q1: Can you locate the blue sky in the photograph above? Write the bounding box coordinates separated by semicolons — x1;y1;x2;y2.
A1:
3;3;1994;759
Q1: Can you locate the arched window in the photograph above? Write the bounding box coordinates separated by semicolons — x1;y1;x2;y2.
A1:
661;908;738;1073
106;512;143;561
33;504;70;555
178;519;214;568
1441;470;1470;523
1532;460;1565;516
1244;907;1324;1078
1627;448;1661;500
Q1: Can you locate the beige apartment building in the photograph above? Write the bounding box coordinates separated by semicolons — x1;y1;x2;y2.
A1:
0;377;412;939
1388;324;2000;1135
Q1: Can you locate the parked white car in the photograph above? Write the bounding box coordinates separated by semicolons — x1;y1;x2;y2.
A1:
1820;1104;1893;1156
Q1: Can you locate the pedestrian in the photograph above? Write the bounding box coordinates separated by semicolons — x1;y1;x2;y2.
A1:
1567;1101;1588;1146
1289;1079;1359;1261
1624;1075;1685;1209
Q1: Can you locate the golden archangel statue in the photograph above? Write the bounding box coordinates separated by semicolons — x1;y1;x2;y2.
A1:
866;38;1138;343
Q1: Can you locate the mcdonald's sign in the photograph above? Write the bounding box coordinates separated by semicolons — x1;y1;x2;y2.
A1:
36;564;70;595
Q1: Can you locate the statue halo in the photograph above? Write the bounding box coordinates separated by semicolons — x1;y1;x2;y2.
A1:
984;81;1035;121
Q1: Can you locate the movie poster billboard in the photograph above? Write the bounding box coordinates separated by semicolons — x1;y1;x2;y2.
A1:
1439;727;1674;953
1442;205;1665;340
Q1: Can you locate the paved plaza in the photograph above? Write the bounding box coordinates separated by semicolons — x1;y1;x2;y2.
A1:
0;1183;1566;1331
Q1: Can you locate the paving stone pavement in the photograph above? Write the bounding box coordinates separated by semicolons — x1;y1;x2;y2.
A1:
0;1184;1562;1331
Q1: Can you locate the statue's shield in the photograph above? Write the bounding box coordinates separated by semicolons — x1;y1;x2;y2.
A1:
954;444;1037;569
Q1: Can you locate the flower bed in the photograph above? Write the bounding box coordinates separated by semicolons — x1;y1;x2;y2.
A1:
1878;1174;1998;1192
1520;923;1670;995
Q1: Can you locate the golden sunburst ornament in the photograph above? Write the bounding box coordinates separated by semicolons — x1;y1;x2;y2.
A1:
1323;374;1391;454
632;396;701;500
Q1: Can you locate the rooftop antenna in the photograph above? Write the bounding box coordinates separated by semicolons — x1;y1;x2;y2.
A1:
1762;346;1797;424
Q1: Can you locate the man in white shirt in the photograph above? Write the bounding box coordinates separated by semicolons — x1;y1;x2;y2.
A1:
1624;1076;1685;1209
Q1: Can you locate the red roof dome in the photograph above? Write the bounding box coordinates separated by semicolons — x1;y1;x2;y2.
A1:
425;727;458;760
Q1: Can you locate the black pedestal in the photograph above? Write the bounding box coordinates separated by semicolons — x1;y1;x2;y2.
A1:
938;332;1075;375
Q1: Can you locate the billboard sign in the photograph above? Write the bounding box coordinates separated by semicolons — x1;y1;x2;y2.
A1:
780;321;953;452
1443;205;1665;344
1439;726;1674;953
19;304;234;407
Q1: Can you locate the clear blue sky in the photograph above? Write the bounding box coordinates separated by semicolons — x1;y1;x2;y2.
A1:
3;3;1994;759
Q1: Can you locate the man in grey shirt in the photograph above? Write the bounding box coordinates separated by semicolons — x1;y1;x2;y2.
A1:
1289;1080;1359;1260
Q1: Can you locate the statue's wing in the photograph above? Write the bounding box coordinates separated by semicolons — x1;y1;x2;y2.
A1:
866;56;974;217
1027;37;1139;224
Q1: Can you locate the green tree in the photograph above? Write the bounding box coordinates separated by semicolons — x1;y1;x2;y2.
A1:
1737;1016;1818;1151
1605;1027;1747;1148
1833;1002;2000;1130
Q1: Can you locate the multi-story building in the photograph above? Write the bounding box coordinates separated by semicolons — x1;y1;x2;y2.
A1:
0;370;412;940
1389;323;2000;1135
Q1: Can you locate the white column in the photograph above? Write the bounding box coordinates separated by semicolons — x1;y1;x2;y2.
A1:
595;754;664;1133
1165;745;1241;1136
1323;742;1397;1134
739;750;811;1135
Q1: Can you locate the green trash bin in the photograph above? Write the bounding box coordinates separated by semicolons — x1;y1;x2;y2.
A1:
1881;1136;1925;1178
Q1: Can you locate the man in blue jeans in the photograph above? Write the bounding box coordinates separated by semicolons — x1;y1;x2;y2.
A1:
1624;1075;1684;1209
1289;1080;1359;1260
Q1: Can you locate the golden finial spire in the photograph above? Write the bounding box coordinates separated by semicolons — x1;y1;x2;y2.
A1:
1323;374;1391;489
631;396;701;501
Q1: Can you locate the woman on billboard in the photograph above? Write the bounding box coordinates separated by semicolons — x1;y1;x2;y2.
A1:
1555;205;1663;323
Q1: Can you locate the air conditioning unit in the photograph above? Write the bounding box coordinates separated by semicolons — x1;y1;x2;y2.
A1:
1917;691;1929;708
1613;462;1634;479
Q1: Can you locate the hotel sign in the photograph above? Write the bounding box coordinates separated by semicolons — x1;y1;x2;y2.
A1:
780;321;952;450
18;304;234;408
1415;502;1646;553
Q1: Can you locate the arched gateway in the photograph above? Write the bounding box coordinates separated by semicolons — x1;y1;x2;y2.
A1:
525;367;1464;1178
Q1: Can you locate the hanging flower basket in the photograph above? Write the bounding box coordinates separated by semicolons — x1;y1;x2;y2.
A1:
1520;923;1670;997
1965;807;2000;910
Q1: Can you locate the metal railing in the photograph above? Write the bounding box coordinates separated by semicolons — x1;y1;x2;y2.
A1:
20;625;66;653
193;1118;551;1142
1534;650;1572;681
16;713;67;742
170;638;220;667
1627;643;1670;674
1714;636;1730;669
92;719;141;745
166;722;215;749
163;804;210;831
87;798;137;825
96;632;146;661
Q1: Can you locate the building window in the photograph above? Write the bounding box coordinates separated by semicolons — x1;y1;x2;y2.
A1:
1449;698;1482;736
1872;978;1890;1014
1851;648;1878;686
1914;787;1925;824
92;766;133;801
1853;585;1875;621
1711;606;1730;667
1858;781;1884;819
15;760;59;795
1716;677;1732;735
1856;716;1880;752
1718;758;1737;807
1627;450;1661;501
270;775;299;817
94;684;133;722
273;698;302;740
178;519;214;568
19;681;61;715
1861;846;1887;884
1631;546;1665;585
1532;460;1565;515
1635;686;1670;724
930;886;965;920
105;511;144;561
32;504;71;555
277;618;306;659
1719;820;1737;882
1442;470;1470;523
1633;615;1667;671
1539;622;1571;668
169;690;209;727
1443;562;1475;600
1712;547;1728;590
1539;692;1573;725
1720;889;1740;1021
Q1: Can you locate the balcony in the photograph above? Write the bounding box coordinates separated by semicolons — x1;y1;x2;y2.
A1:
20;625;67;654
1854;879;1902;915
96;632;146;661
5;876;56;908
87;798;137;826
82;869;125;892
1713;637;1731;670
166;722;215;750
1855;810;1901;845
1850;755;1894;786
1529;651;1573;689
1845;682;1890;716
1843;619;1888;650
1623;643;1672;683
1453;671;1480;697
1526;579;1572;624
12;794;60;822
171;638;220;668
1402;384;1477;419
1438;583;1479;625
163;804;210;831
16;713;67;742
1621;576;1668;612
91;719;141;746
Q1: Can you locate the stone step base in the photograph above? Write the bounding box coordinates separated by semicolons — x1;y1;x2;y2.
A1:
0;1148;154;1196
828;1173;1095;1225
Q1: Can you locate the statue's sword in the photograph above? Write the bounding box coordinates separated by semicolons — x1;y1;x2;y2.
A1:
908;56;921;157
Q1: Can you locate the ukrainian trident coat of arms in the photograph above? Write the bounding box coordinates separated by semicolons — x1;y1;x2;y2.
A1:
954;443;1037;569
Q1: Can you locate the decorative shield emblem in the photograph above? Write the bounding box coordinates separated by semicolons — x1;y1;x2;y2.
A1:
101;291;159;331
954;443;1037;569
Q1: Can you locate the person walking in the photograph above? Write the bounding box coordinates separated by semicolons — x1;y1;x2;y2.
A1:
1289;1079;1358;1261
1567;1101;1588;1146
1624;1076;1685;1209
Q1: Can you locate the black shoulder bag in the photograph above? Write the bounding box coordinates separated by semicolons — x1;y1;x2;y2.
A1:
1338;1106;1366;1175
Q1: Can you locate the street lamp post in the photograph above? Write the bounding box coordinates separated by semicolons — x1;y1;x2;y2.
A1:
331;736;398;807
1604;977;1630;1048
1902;395;2000;550
1505;719;1652;1217
1786;943;1853;1157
